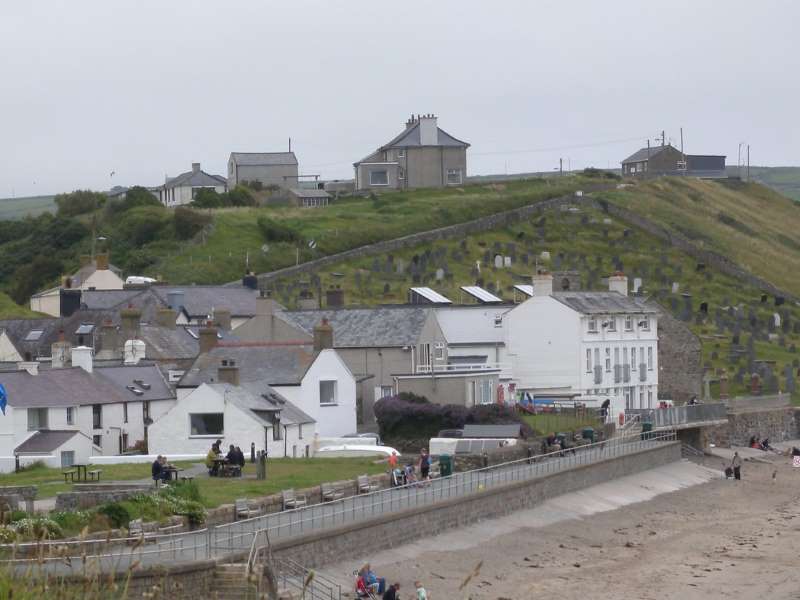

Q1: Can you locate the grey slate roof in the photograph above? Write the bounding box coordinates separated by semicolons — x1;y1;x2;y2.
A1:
15;430;81;454
179;343;318;388
94;364;174;401
379;121;469;150
462;424;522;439
551;292;660;315
0;367;131;408
209;381;314;426
289;188;331;199
281;306;429;348
230;152;298;166
163;169;226;190
153;286;258;318
620;145;672;164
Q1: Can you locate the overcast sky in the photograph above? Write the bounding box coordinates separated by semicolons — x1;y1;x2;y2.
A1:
1;0;798;197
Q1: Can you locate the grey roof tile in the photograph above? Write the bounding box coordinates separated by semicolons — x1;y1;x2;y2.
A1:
462;424;521;438
163;169;226;189
378;122;469;150
289;188;331;199
152;286;259;318
0;367;132;408
620;145;672;164
94;364;174;401
230;152;298;166
15;430;82;453
551;292;660;315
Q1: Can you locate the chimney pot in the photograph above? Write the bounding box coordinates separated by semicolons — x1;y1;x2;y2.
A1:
217;359;240;386
531;271;554;296
608;272;629;297
199;326;219;354
313;319;334;351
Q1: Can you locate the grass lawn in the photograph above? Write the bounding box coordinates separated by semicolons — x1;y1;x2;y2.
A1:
520;414;600;437
194;457;386;508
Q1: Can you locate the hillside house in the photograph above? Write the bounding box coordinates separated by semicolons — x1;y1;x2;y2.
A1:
621;144;726;178
149;380;313;459
156;162;227;207
228;152;298;189
505;272;659;419
354;114;469;190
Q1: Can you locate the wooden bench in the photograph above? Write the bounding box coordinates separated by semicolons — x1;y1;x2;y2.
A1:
357;475;379;494
235;498;261;520
87;469;103;481
62;470;76;483
321;482;345;502
127;519;155;543
282;489;307;511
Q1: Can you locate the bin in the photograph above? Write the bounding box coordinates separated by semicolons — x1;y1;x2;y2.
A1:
641;421;653;440
582;427;595;443
439;454;453;477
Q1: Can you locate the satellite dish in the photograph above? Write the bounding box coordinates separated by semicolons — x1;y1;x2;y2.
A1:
261;244;269;254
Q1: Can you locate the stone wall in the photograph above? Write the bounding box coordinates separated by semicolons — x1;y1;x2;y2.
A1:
651;302;703;403
268;443;681;569
704;407;800;448
55;486;150;511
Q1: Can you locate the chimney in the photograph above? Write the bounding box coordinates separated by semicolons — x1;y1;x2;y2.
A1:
192;162;201;173
51;330;72;369
156;307;177;329
213;307;232;331
419;114;438;146
124;339;146;365
532;271;554;296
166;290;185;311
325;287;344;308
218;359;240;386
95;253;109;270
313;318;334;351
120;306;142;341
242;272;258;290
199;324;219;354
17;361;39;376
97;319;120;359
608;272;629;296
72;346;93;373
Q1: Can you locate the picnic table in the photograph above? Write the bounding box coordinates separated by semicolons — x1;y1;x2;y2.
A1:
163;466;184;481
72;463;89;482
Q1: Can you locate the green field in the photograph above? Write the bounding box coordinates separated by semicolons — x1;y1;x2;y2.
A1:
728;166;800;202
0;195;56;219
520;414;600;436
0;292;44;319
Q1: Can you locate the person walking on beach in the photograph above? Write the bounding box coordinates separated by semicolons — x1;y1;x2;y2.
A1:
731;451;742;480
415;580;428;600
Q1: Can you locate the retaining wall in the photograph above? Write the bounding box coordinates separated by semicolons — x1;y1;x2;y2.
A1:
269;442;681;568
704;407;800;447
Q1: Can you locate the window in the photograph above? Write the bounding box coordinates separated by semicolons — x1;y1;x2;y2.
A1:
604;348;611;371
640;346;645;367
639;387;645;407
397;149;405;158
631;347;636;371
60;451;75;468
594;348;600;369
189;413;224;436
298;424;303;440
24;329;43;342
27;408;48;431
273;423;282;441
623;347;629;366
446;169;462;185
640;318;650;331
380;385;394;398
586;349;592;373
320;380;337;406
123;402;128;424
479;379;493;405
614;347;619;368
398;167;405;180
647;389;653;407
647;347;654;370
369;170;389;186
588;318;598;333
625;315;633;331
92;404;102;429
419;344;431;369
434;342;445;361
93;434;102;447
606;318;616;332
66;406;74;426
143;401;151;422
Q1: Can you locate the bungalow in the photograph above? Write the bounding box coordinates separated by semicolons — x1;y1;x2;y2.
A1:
620;144;726;178
156;162;227;207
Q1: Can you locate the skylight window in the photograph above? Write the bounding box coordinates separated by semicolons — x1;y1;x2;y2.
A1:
24;330;43;342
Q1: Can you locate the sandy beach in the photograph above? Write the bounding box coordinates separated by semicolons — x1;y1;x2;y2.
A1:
329;450;800;599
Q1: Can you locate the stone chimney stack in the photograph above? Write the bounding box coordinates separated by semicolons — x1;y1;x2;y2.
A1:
72;346;93;373
95;253;109;270
192;162;201;174
199;324;219;355
608;272;629;297
156;307;176;329
217;359;240;386
120;306;142;341
313;318;334;351
419;114;438;146
51;330;72;369
532;271;554;296
213;307;232;331
97;319;120;359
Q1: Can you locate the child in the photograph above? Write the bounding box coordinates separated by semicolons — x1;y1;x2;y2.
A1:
415;580;428;600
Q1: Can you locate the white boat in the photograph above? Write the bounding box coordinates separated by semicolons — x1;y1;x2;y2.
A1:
314;444;400;458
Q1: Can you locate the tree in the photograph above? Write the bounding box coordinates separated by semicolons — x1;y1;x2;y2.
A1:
192;188;224;208
9;255;63;304
115;206;171;246
54;190;106;217
174;206;212;240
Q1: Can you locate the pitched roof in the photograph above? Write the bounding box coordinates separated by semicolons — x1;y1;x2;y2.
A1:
620;145;674;164
378;121;469;150
163;168;226;190
281;306;429;347
435;306;511;345
289;188;331;199
152;286;259;318
230;152;298;166
15;430;82;454
179;343;318;387
209;381;314;426
0;367;132;408
462;424;521;438
551;292;660;315
94;364;174;401
80;288;161;311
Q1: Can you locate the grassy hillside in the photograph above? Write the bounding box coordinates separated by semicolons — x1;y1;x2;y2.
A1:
149;177;590;284
597;178;800;297
0;195;56;219
0;292;44;319
726;166;800;201
267;183;800;402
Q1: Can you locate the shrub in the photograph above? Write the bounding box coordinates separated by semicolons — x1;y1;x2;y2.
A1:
582;167;620;180
54;190;106;217
97;503;131;529
115;206;171;246
257;216;301;243
0;527;16;544
49;511;92;534
13;517;63;540
174;206;212;240
192;188;225;208
227;186;256;207
9;510;28;523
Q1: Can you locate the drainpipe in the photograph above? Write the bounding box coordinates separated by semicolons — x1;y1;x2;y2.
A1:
284;425;288;457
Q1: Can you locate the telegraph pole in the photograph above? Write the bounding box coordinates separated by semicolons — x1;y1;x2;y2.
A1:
680;127;686;174
747;145;750;182
738;143;743;179
660;130;666;147
559;158;563;177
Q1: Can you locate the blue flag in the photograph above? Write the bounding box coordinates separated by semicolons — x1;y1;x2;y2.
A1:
0;383;7;415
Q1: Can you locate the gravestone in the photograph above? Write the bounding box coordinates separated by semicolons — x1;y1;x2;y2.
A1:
700;302;708;314
494;255;504;269
632;278;643;293
383;283;391;295
504;256;512;268
680;293;693;321
785;364;796;393
775;296;785;306
482;250;491;265
395;259;405;275
435;268;444;281
521;253;529;265
671;282;680;294
540;251;551;261
773;313;781;328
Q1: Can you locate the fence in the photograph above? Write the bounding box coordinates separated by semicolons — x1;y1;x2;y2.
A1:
626;403;727;428
0;431;676;576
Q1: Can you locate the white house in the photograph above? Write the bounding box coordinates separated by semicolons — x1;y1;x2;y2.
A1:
148;380;314;459
505;272;659;418
177;325;357;438
156;162;227;207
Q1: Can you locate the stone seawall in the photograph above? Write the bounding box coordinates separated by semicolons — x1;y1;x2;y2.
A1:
269;442;681;569
705;407;800;447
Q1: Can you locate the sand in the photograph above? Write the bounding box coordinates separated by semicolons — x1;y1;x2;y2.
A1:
330;451;800;599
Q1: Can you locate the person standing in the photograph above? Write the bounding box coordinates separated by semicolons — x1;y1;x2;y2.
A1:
415;580;428;600
732;451;742;480
388;451;398;470
419;449;431;480
382;583;400;600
